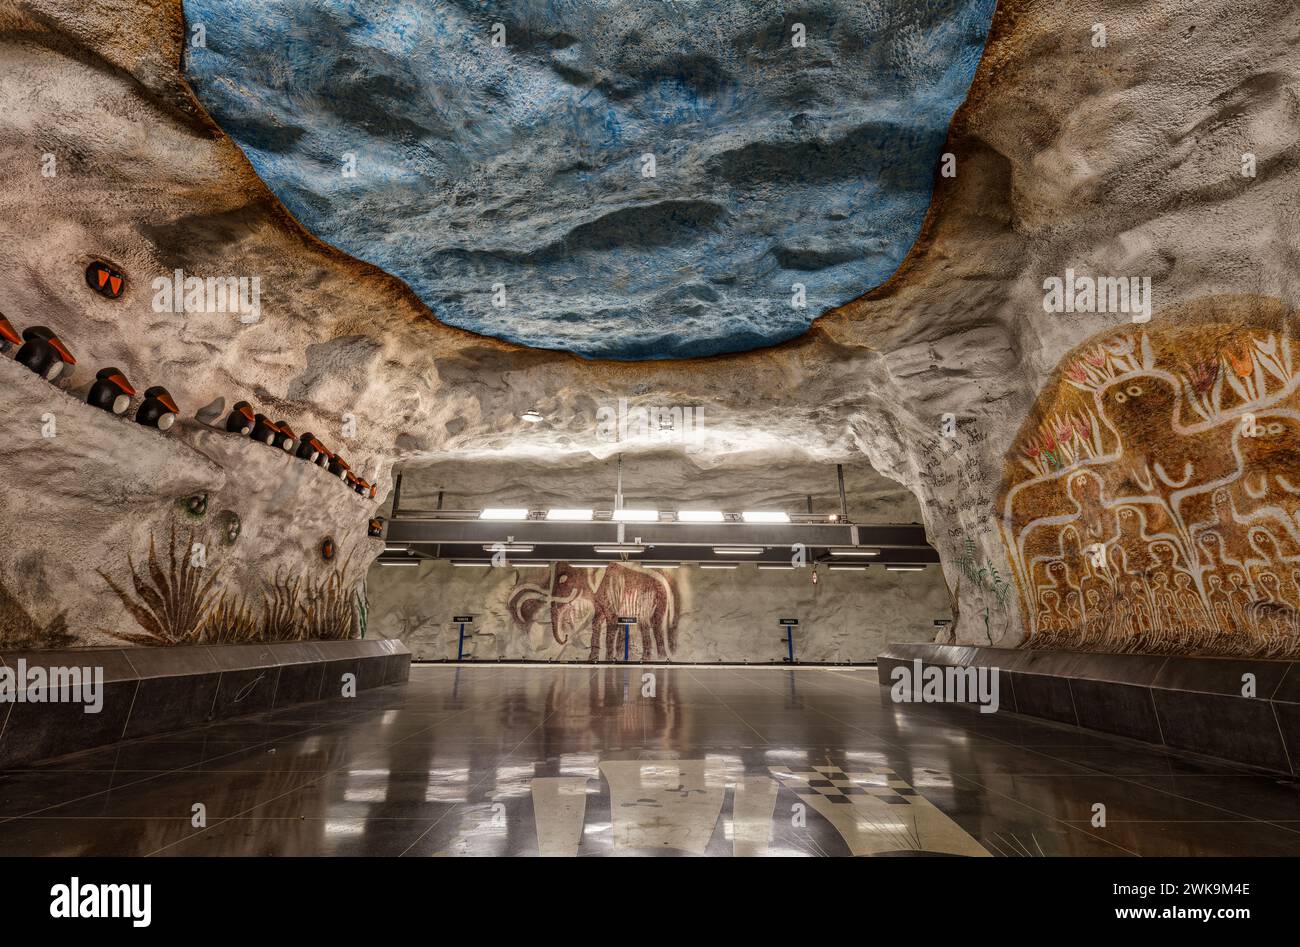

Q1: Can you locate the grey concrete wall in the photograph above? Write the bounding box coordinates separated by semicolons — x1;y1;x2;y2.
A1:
366;558;951;663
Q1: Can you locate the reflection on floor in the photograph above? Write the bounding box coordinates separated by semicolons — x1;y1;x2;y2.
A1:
1;665;1299;856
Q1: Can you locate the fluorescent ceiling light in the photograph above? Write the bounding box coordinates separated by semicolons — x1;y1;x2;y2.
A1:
481;543;534;553
713;546;764;555
593;544;645;554
451;559;492;567
829;564;868;571
480;508;529;521
571;561;607;568
741;511;790;524
382;544;409;553
513;561;551;568
886;564;926;572
612;508;659;522
377;559;419;567
758;564;794;570
677;510;724;523
829;547;880;557
645;562;679;569
700;562;738;570
546;508;594;521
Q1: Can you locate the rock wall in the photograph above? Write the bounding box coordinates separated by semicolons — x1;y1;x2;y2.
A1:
1;0;1297;659
0;355;378;648
823;0;1300;656
998;299;1300;657
366;558;950;663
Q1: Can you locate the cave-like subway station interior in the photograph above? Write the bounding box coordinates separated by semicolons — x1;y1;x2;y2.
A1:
0;0;1298;920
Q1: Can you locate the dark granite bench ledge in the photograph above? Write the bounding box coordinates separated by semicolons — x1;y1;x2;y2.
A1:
0;639;411;767
878;642;1299;776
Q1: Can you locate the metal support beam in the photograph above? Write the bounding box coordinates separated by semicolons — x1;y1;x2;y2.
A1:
385;517;933;551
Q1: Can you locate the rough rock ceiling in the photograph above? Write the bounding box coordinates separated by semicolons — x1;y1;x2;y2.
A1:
180;0;996;358
3;0;1297;654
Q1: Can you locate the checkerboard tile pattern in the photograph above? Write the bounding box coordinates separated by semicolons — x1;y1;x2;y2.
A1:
772;765;922;805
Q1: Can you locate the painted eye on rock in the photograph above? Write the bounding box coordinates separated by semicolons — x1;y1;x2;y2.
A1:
85;261;125;299
1114;392;1127;403
1126;385;1143;396
1267;423;1283;435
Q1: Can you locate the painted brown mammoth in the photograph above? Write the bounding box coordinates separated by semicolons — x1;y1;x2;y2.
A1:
507;562;679;661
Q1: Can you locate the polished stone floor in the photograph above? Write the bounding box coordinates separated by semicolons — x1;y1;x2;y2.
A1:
1;665;1299;856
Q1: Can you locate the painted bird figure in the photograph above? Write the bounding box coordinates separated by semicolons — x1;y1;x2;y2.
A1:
15;326;76;381
86;367;135;415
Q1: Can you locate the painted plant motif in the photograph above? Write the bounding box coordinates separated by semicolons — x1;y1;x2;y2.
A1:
507;562;678;660
954;536;1012;644
997;299;1300;658
102;526;362;645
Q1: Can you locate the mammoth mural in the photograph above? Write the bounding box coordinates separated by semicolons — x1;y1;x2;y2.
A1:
507;562;679;661
997;298;1300;658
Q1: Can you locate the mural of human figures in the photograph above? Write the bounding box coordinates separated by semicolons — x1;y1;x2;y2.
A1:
506;562;679;660
997;298;1300;658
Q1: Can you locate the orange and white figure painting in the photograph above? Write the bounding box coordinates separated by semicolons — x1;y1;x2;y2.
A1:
998;300;1300;657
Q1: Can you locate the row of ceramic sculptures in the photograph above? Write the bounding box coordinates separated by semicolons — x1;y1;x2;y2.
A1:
222;400;376;498
1;313;178;429
0;307;374;500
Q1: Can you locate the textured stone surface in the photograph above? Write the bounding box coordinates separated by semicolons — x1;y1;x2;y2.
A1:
0;356;379;647
181;0;996;358
0;0;1297;659
386;453;926;523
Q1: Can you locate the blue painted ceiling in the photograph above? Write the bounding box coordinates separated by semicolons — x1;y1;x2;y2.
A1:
182;0;996;359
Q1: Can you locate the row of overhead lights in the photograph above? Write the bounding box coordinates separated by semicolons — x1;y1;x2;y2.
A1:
435;560;927;571
472;542;886;558
478;508;807;523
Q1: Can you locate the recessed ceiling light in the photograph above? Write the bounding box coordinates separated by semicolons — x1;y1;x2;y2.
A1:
481;543;534;553
886;564;926;572
645;562;680;569
451;559;492;567
593;544;645;554
570;561;607;568
713;546;764;555
512;561;551;568
741;511;790;524
829;547;880;557
677;510;724;523
611;508;659;522
546;508;594;521
758;564;794;570
829;564;868;571
699;562;738;570
382;543;409;553
479;508;529;521
377;559;420;567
